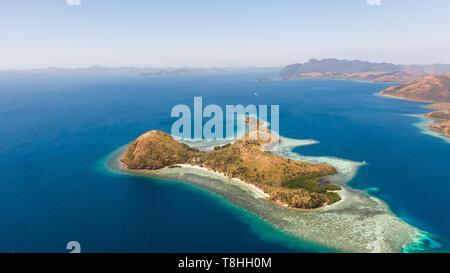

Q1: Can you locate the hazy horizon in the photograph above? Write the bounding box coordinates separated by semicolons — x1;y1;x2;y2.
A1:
3;57;450;71
1;0;450;69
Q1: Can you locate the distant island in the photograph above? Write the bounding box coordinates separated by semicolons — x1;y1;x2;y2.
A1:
279;58;443;83
3;60;450;81
0;66;279;77
121;119;341;209
379;74;450;137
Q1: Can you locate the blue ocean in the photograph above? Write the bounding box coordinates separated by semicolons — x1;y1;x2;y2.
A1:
0;73;449;252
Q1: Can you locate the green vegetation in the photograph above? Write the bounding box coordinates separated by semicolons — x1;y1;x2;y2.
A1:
213;143;231;150
282;175;341;192
281;174;341;205
269;188;327;209
182;143;201;152
324;192;341;204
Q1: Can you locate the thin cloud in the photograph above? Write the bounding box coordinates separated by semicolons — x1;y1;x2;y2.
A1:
366;0;381;6
66;0;81;6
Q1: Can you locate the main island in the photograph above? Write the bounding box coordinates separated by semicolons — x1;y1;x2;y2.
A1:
121;119;341;209
107;117;425;253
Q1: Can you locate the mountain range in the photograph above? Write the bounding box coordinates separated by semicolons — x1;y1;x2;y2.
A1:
2;59;449;81
0;66;279;77
279;58;446;83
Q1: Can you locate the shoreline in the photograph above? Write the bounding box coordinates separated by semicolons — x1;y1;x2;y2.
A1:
165;163;342;211
176;164;271;199
405;114;450;143
123;157;346;212
282;76;404;84
377;92;435;103
378;93;450;140
105;135;425;253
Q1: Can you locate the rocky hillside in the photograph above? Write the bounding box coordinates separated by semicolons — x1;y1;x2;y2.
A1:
428;120;450;137
424;103;450;137
122;130;340;209
379;74;450;102
121;130;202;169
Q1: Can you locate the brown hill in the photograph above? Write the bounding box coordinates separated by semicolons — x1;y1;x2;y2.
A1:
379;74;450;102
379;76;450;137
121;130;202;169
424;110;450;121
428;103;450;110
121;130;340;209
424;104;450;137
428;120;450;137
287;69;438;83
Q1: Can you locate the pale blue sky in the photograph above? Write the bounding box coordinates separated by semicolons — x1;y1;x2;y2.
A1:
1;0;449;69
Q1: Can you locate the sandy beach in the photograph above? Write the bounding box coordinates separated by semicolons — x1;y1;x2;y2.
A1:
176;164;270;198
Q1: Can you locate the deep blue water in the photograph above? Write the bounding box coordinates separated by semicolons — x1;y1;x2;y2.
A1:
0;73;449;252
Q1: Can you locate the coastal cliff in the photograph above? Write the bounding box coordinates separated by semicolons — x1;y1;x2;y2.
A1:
379;74;450;137
121;130;340;209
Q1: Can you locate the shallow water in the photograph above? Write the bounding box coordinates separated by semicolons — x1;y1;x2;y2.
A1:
0;73;449;252
108;136;420;253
